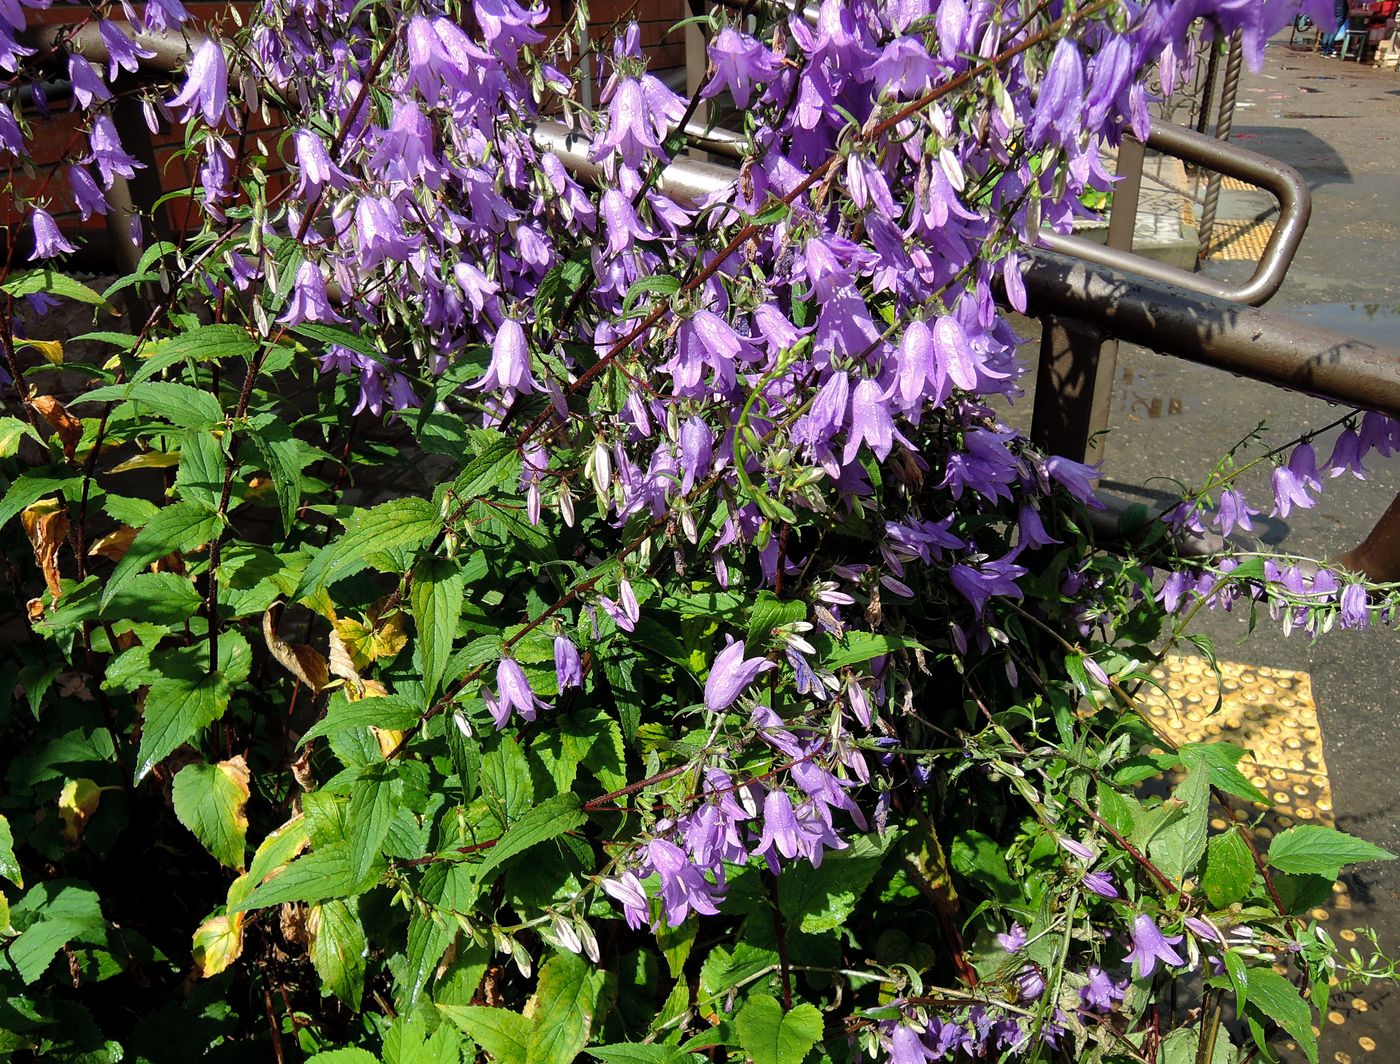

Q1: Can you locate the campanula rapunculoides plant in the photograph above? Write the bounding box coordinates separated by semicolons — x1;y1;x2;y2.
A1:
1;0;1398;1060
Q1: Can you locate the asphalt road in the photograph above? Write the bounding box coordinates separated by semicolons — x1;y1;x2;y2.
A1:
1018;31;1400;1059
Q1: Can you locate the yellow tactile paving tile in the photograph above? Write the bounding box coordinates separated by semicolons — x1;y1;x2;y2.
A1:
1136;655;1382;1056
1204;217;1275;261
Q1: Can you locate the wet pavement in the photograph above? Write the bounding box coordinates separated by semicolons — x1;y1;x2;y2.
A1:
1020;31;1400;1061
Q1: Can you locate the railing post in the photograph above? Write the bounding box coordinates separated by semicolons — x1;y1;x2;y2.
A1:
1030;137;1145;464
1196;30;1243;264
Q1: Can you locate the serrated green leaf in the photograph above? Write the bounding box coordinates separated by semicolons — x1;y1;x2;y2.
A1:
781;831;892;933
310;898;367;1010
1267;825;1396;877
307;1050;379;1063
1202;829;1255;908
296;498;441;596
300;692;423;747
437;1006;530;1064
175;429;225;508
348;765;397;880
246;414;314;535
130;324;258;385
0;416;41;458
1179;742;1267;805
0;470;81;529
172;760;251;870
1238;966;1316;1064
474;794;585;883
450;432;520;504
77;381;225;429
102;501;221;613
3;268;110;307
815;631;925;671
233;844;361;911
734;994;822;1064
401;909;455;1008
745;591;807;652
137;675;227;783
412;558;464;702
622;275;681;318
1148;764;1209;886
526;950;605;1064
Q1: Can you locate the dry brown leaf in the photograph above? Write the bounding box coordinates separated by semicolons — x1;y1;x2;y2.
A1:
21;499;69;603
262;609;330;692
327;626;362;684
87;526;138;563
30;395;83;460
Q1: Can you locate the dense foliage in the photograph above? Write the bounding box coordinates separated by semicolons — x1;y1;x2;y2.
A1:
2;0;1398;1061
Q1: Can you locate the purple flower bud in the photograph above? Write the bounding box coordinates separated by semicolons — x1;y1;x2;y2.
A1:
1082;870;1119;899
554;635;582;690
996;923;1027;953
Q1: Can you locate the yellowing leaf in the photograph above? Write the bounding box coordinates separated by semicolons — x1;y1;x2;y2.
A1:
172;757;252;870
18;338;64;365
88;526;138;563
58;778;101;844
192;912;244;978
333;619;376;674
107;449;181;474
371;727;405;759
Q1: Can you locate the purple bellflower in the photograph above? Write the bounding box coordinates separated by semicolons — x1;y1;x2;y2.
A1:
280;261;346;325
1123;914;1185;978
554;634;583;690
29;208;76;260
471;318;538;396
703;27;780;109
704;639;776;713
169;38;228;126
485;657;551;729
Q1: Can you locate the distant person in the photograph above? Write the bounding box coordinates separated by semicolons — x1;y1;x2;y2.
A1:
1320;0;1349;55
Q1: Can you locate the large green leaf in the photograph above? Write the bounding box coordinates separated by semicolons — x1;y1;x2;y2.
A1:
745;591;807;652
1201;829;1255;908
172;760;250;869
77;381;225;429
0;814;20;887
525;951;605;1064
130;324;258;385
437;1006;531;1064
1237;966;1316;1064
0;470;81;529
233;844;361;911
348;765;398;880
174;429;225;508
412;558;465;702
1148;765;1209;885
2;881;107;984
474;794;585;883
247;413;316;535
296;498;442;596
310;898;367;1010
734;994;822;1064
3;268;110;307
779;832;892;933
815;631;925;671
101;501;222;613
1267;825;1396;877
135;634;251;782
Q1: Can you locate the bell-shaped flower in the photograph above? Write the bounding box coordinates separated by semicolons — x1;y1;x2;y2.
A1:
702;27;779;109
30;208;76;260
601;871;651;930
470;318;539;396
872;36;937;98
89;116;144;188
679;416;713;494
98;21;155;80
1123;914;1185;978
168;38;228;127
475;0;546;63
703;638;775;713
68;55;112;110
485;657;551;729
279;261;345;325
842;378;896;464
66;165;108;220
291;129;349;199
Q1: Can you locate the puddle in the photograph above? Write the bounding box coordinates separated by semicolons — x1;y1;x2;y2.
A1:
1287;302;1400;346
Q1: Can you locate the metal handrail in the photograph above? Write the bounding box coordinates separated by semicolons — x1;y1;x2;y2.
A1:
1040;120;1310;307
